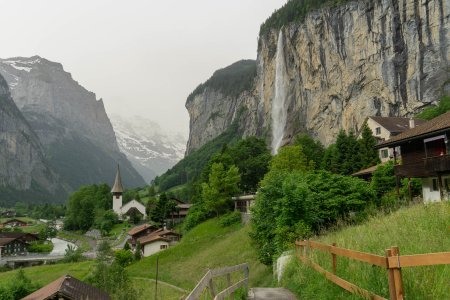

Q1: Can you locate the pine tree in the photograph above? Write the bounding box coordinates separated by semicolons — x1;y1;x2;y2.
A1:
359;124;380;168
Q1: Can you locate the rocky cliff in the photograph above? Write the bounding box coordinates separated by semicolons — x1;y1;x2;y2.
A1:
0;74;63;205
186;0;450;153
0;56;145;192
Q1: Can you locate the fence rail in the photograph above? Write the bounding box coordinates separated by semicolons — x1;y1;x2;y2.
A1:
295;240;450;300
185;263;249;300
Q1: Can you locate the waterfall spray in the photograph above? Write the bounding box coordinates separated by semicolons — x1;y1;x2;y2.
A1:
271;30;288;154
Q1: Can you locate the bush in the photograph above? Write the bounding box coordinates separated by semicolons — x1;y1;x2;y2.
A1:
219;211;242;227
114;250;134;267
251;170;376;265
28;241;54;253
62;244;84;263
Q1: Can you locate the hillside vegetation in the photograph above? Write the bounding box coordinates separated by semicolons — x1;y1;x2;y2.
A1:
127;217;272;290
186;60;256;104
282;202;450;299
259;0;351;37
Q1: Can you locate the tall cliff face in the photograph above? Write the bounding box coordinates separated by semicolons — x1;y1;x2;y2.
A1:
0;56;145;190
186;0;450;153
0;74;63;205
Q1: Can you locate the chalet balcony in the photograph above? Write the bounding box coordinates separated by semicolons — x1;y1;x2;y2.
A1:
424;154;450;173
394;154;450;177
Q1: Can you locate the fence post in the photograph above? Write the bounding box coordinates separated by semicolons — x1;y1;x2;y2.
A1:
332;242;337;275
385;249;397;300
208;277;216;298
391;246;404;300
225;273;234;300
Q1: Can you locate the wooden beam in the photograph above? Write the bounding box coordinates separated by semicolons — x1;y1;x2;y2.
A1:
387;252;450;268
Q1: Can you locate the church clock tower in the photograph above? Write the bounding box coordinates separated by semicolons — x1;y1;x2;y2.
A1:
111;165;124;216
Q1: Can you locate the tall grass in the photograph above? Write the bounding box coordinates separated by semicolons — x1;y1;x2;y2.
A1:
126;218;272;290
281;202;450;299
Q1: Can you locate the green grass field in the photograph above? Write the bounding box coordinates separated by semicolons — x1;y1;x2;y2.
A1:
126;218;272;290
281;202;450;299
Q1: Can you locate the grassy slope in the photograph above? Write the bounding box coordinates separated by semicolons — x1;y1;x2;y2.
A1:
127;218;272;290
282;202;450;299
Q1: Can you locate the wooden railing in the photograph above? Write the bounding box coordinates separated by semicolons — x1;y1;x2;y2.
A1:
295;240;450;300
185;263;249;300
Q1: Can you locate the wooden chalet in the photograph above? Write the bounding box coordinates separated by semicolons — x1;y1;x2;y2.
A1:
376;111;450;202
0;232;39;242
136;228;181;257
127;223;158;246
0;237;28;256
22;274;111;300
169;198;192;223
232;194;256;214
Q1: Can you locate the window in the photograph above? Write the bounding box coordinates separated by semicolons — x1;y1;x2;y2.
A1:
375;127;381;135
380;149;389;158
160;244;168;250
445;178;450;192
431;178;439;192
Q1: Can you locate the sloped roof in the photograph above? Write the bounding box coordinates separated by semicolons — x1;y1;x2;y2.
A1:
3;218;27;224
137;234;170;246
22;274;111;300
376;111;450;148
111;165;123;193
0;232;38;240
127;223;156;236
370;116;426;134
0;237;18;246
351;164;380;177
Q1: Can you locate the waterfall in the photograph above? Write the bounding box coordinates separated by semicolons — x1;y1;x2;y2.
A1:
271;30;288;155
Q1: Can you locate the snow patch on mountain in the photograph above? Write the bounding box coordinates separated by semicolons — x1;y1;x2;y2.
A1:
111;115;186;183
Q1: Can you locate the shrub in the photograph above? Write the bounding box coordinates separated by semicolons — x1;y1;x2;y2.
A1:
219;211;242;227
114;250;134;267
28;241;54;253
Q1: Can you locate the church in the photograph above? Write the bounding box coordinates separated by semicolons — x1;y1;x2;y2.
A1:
111;166;147;219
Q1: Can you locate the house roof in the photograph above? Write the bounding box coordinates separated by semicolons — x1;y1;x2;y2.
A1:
370;116;426;134
376;111;450;148
111;165;123;193
136;228;181;246
177;203;192;209
127;223;156;236
351;164;380;177
0;232;38;240
0;237;18;246
3;218;27;224
22;274;111;300
137;234;170;246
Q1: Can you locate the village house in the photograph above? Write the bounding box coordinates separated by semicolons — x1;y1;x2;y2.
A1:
169;198;192;223
0;232;39;257
22;274;111;300
2;218;28;228
136;228;181;257
376;111;450;202
127;223;158;247
0;237;28;256
111;165;147;220
360;116;426;162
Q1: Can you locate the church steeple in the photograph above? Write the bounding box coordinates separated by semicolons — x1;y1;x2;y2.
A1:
111;165;123;216
111;165;124;194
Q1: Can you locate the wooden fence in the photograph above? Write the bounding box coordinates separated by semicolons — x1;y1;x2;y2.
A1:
295;240;450;300
185;263;249;300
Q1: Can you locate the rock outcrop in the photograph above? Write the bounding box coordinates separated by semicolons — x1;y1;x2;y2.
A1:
186;0;450;153
0;56;145;192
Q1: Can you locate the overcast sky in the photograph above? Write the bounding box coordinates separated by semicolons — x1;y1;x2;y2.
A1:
0;0;286;136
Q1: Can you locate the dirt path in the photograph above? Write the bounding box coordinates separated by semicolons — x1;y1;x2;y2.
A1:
248;288;298;300
131;276;189;293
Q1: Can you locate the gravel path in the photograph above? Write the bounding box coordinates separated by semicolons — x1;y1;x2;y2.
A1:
248;288;298;300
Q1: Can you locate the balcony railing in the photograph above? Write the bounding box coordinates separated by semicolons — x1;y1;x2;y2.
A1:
424;154;450;173
394;154;450;177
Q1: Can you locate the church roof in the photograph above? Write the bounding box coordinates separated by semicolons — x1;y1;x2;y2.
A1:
111;165;123;193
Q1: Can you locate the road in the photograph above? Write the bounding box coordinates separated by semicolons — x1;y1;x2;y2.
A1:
50;238;77;256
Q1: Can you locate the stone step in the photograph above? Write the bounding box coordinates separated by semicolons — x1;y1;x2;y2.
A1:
248;288;298;300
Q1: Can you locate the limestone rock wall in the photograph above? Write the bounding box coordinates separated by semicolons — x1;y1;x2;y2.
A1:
186;0;450;152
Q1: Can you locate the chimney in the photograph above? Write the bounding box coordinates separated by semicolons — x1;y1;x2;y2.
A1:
409;118;415;129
